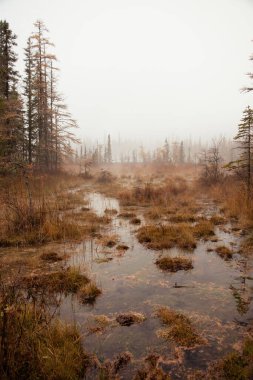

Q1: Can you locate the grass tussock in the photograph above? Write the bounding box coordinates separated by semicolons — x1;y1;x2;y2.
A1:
0;179;110;247
118;211;137;218
194;338;253;380
79;281;102;304
119;179;188;207
133;353;171;380
0;282;89;380
210;214;226;225
155;256;193;272
130;217;141;224
192;220;215;239
116;312;146;326
97;234;119;248
98;351;133;379
23;267;90;294
137;224;196;250
215;246;233;260
156;307;204;348
40;251;63;262
116;244;129;251
168;213;197;223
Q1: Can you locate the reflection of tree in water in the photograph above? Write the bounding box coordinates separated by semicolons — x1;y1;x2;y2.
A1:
230;260;252;316
230;284;251;315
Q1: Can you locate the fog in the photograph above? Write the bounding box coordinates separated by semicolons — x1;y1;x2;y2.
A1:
1;0;253;143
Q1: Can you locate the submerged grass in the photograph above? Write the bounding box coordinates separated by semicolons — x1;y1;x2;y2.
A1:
156;307;204;348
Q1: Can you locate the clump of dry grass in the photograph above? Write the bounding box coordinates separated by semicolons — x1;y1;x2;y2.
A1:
40;251;63;262
210;214;226;225
79;281;102;304
156;307;204;348
96;170;115;183
130;217;141;224
23;267;90;294
87;314;112;334
104;208;118;215
155;256;193;272
118;211;137;218
137;224;196;250
116;312;146;326
0;173;113;247
119;179;188;207
0;280;90;380
98;351;133;379
97;234;119;248
192;220;215;239
193;337;253;380
116;244;129;251
133;353;171;380
215;246;233;260
169;213;196;223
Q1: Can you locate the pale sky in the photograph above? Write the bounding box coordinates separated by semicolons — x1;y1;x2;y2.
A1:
1;0;253;142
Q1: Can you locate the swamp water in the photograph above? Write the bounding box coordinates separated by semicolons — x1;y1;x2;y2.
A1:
59;192;253;378
1;191;252;379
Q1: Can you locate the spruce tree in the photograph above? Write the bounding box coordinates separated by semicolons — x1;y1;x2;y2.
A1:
0;20;23;170
228;106;253;198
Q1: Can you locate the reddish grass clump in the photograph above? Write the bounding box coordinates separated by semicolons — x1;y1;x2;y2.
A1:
155;256;193;272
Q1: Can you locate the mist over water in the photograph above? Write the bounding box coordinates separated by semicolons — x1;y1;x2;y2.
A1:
1;0;253;142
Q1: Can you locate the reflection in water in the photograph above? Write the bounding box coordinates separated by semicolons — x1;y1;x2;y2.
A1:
23;192;253;377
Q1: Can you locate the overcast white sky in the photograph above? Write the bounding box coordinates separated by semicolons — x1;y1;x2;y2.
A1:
1;0;253;142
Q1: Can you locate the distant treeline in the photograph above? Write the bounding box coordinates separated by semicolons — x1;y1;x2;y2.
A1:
74;136;235;165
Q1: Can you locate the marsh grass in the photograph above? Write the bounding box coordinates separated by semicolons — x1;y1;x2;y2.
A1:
119;179;188;207
133;353;171;380
155;256;193;272
0;280;89;380
0;182;110;247
116;312;146;326
40;251;63;262
118;211;137;218
192;220;215;239
23;267;90;294
137;224;197;250
195;338;253;380
156;307;204;348
97;234;119;248
215;246;233;260
79;281;102;304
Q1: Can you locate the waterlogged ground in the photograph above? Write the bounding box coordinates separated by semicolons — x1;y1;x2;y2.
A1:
57;191;253;379
0;189;252;379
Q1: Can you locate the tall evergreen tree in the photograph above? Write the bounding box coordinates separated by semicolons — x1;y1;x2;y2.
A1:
0;20;23;170
227;106;253;198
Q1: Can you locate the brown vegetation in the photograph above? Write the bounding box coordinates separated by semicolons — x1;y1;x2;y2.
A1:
155;256;193;272
156;307;204;348
0;279;89;380
79;281;102;304
215;246;233;260
116;312;146;326
137;224;196;250
0;175;110;247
